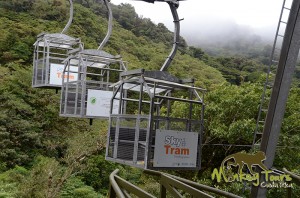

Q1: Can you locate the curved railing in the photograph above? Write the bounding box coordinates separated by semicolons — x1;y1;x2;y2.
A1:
109;169;242;198
109;169;155;198
283;168;300;198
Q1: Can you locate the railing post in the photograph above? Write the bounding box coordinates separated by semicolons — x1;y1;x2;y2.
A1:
108;183;116;198
160;183;167;198
109;169;125;198
287;181;292;198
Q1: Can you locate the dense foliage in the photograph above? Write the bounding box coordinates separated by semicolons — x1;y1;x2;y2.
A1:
0;0;299;197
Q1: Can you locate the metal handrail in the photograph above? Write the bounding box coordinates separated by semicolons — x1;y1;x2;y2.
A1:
109;169;243;198
282;168;300;198
109;169;155;198
114;175;155;198
168;174;243;198
109;169;126;198
144;169;242;198
160;174;213;198
283;168;300;185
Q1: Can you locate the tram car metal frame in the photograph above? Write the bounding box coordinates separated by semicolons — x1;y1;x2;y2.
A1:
105;69;205;170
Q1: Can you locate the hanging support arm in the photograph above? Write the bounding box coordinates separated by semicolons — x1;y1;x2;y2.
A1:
98;0;113;50
160;1;181;71
61;0;73;34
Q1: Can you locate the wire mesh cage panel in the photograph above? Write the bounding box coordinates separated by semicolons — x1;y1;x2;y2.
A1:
106;69;206;170
107;115;148;166
60;49;127;118
32;33;83;88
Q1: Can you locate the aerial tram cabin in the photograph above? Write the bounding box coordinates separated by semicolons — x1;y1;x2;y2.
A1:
59;0;127;118
32;0;83;89
104;0;205;170
60;50;127;118
105;69;206;170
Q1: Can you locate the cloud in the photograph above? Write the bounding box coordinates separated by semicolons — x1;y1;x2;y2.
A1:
115;0;289;53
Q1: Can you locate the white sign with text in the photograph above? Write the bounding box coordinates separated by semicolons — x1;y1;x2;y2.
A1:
86;90;120;117
49;63;78;85
153;129;199;168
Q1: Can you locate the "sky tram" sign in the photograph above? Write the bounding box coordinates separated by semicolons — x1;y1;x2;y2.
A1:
153;130;199;168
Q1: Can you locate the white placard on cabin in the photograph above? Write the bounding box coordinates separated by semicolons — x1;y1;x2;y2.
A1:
153;129;199;168
49;63;78;85
86;89;120;117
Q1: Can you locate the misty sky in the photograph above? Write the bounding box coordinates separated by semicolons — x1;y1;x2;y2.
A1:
114;0;293;44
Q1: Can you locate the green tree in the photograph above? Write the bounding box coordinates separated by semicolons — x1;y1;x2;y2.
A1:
60;177;100;198
0;63;92;167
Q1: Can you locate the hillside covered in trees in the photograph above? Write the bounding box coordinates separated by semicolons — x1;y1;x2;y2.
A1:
0;0;299;197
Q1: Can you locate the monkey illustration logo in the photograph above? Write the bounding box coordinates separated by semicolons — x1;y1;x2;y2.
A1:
221;151;268;175
212;151;293;186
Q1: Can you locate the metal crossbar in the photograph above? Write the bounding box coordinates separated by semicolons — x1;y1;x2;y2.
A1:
106;72;205;170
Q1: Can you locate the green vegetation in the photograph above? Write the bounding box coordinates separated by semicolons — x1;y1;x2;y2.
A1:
0;0;299;197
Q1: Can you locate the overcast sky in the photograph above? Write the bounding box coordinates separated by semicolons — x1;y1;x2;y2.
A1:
114;0;293;43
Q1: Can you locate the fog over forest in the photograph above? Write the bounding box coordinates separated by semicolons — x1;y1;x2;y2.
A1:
180;18;276;56
116;0;283;57
183;20;275;45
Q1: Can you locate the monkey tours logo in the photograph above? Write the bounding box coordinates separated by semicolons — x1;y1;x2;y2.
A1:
211;151;293;188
